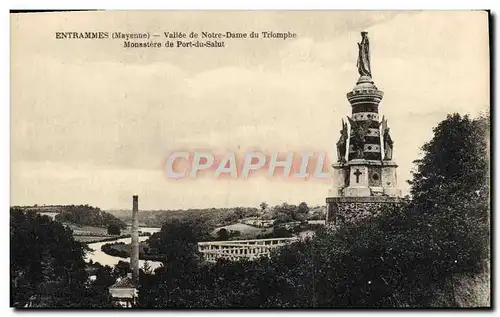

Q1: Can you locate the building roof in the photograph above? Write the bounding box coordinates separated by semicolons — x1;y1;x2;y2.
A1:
109;276;137;289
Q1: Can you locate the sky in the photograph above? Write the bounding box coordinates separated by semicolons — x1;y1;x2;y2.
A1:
10;11;489;210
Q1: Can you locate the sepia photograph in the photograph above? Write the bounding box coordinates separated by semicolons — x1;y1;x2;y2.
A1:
9;10;491;309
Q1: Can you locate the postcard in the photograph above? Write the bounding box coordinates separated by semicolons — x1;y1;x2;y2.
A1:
10;10;490;309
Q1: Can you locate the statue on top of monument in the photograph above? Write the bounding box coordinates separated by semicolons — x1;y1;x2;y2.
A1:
336;119;348;163
357;31;372;78
381;116;394;160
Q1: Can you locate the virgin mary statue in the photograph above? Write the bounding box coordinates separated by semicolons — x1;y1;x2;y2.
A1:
357;31;372;78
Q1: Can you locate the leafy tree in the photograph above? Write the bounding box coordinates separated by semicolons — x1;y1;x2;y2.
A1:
147;218;209;265
10;208;113;308
260;202;268;212
234;207;246;220
53;205;127;228
308;210;325;221
297;202;309;214
273;211;293;224
107;224;121;235
113;261;131;278
409;113;489;211
216;228;230;241
142;261;152;275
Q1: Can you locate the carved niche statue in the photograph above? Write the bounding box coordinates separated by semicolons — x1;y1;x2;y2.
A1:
357;31;372;78
348;116;372;159
383;128;394;160
381;116;394;160
336;119;348;163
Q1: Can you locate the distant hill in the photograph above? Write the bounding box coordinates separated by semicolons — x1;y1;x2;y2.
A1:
106;204;326;228
107;207;261;228
16;205;127;229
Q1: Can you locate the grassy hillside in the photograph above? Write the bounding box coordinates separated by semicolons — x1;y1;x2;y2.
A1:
16;205;127;229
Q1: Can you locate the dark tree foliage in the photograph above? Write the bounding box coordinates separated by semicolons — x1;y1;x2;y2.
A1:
113;261;131;278
54;205;127;229
216;228;230;241
409;113;489;211
297;202;310;214
137;113;489;308
260;202;269;212
256;226;293;239
147;218;211;265
107;224;121;235
10;209;114;308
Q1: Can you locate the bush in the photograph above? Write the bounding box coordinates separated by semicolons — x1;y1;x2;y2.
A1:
107;224;121;235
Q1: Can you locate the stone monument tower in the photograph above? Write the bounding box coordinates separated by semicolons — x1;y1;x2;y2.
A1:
326;32;401;224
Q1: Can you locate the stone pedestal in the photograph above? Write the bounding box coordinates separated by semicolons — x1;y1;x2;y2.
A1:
329;163;348;197
343;159;376;197
381;161;402;197
326;196;402;224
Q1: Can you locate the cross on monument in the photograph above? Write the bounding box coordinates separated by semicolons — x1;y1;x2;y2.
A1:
354;169;362;183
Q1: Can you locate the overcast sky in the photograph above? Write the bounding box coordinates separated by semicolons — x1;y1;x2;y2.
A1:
10;11;489;210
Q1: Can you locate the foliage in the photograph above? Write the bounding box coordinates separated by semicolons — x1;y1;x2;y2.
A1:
297;202;310;214
259;202;269;212
10;209;114;308
147;218;210;264
215;228;230;241
113;261;131;278
256;227;293;239
100;241;162;261
215;228;241;241
108;207;260;228
271;202;310;223
107;224;121;235
52;205;127;229
307;210;326;220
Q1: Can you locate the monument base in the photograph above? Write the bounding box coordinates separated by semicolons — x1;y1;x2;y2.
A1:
328;187;343;197
343;186;371;197
325;196;401;224
383;188;402;197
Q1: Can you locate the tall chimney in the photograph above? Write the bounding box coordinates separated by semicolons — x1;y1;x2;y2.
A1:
131;195;139;285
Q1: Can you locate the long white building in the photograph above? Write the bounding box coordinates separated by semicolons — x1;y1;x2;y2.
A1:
198;237;298;262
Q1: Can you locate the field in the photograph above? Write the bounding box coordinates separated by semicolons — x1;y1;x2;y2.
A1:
213;223;273;239
68;224;128;243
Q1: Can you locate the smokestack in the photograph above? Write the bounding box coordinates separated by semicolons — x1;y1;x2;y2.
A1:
131;195;139;285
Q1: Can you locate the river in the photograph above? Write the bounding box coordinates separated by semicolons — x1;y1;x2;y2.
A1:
85;227;163;271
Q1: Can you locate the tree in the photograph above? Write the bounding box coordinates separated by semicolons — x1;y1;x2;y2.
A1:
297;202;309;214
53;205;127;229
147;218;208;265
234;207;245;220
142;261;152;275
260;202;268;212
272;227;293;238
107;224;121;235
405;113;490;304
10;208;113;308
216;228;230;241
93;264;115;289
113;261;131;278
409;113;489;212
